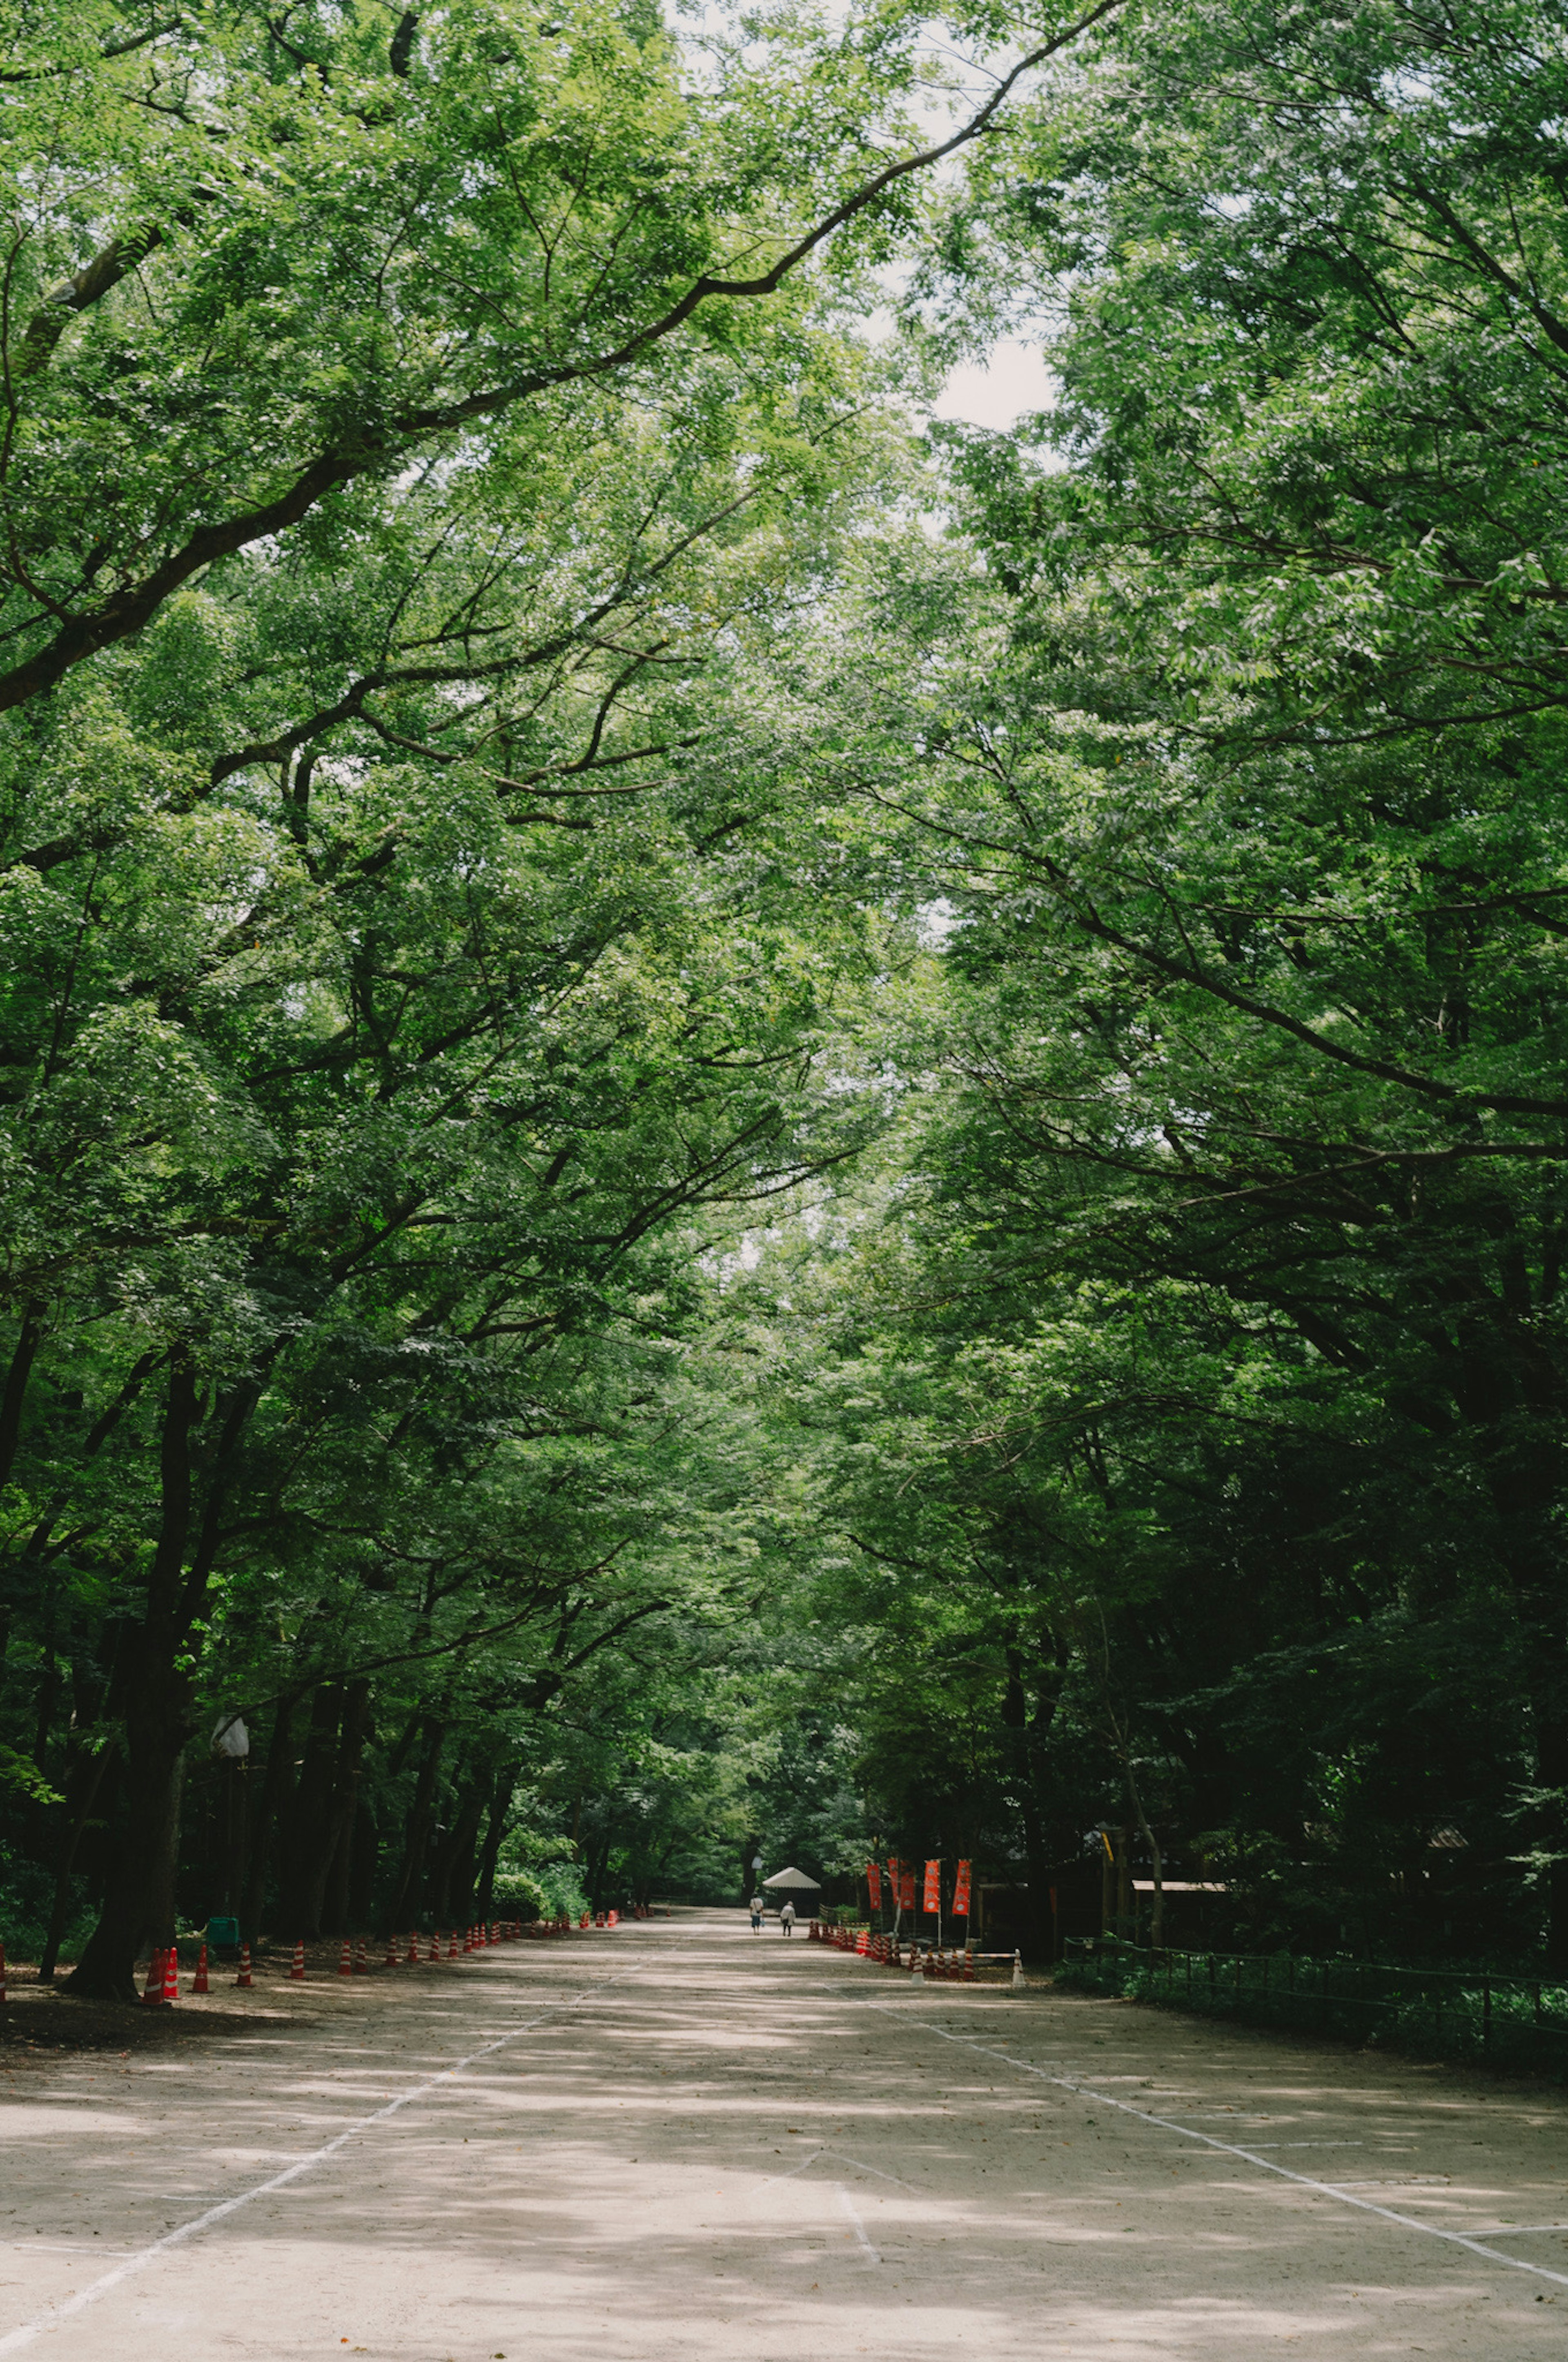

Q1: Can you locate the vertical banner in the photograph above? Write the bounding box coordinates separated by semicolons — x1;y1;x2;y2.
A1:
900;1868;916;1911
866;1861;882;1909
923;1858;941;1913
951;1859;972;1916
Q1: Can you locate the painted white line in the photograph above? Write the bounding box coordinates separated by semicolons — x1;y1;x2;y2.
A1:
753;2147;826;2192
835;2182;880;2265
867;2007;1568;2294
0;1972;630;2356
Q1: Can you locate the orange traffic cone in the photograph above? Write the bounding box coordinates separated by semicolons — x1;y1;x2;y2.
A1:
354;1936;369;1976
385;1934;399;1967
405;1932;418;1964
427;1931;439;1962
236;1942;253;1988
447;1929;458;1959
290;1938;305;1982
337;1939;352;1977
141;1948;163;2005
192;1943;210;1994
161;1946;179;2004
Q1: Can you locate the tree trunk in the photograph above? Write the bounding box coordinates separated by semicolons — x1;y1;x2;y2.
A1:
64;1638;189;1998
275;1686;343;1938
348;1800;379;1930
64;1362;200;2001
318;1682;371;1936
241;1695;298;1947
386;1720;445;1932
1003;1653;1051;1961
430;1780;485;1927
39;1744;116;1981
473;1761;519;1923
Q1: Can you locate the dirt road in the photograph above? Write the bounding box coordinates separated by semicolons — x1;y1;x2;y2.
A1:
3;1910;1568;2359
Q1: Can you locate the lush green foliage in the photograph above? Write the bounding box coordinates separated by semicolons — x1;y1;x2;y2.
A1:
7;0;1568;1994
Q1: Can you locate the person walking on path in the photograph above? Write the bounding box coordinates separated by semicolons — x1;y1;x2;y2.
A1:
780;1899;796;1936
749;1893;764;1932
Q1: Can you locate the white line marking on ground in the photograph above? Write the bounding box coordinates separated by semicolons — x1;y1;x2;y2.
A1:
835;2183;880;2265
864;2006;1568;2293
0;1972;632;2357
752;2147;826;2192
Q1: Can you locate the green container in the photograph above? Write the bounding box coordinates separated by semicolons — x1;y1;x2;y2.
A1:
207;1915;240;1949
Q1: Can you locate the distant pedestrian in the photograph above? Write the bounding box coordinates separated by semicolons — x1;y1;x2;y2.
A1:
780;1899;796;1936
749;1893;764;1932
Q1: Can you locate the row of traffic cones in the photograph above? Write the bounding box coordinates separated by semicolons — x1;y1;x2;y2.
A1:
134;1920;534;2001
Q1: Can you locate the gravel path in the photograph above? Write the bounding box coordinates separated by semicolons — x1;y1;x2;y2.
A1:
1;1909;1566;2358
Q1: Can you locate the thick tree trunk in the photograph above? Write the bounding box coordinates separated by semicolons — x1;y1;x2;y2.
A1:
0;1302;43;1490
386;1720;445;1932
430;1780;485;1927
241;1695;298;1946
348;1800;379;1930
473;1761;519;1923
39;1744;116;1981
64;1641;189;1998
64;1362;200;2001
318;1682;371;1936
276;1686;342;1938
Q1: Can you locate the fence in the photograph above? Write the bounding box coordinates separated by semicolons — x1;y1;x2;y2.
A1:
1059;1936;1568;2076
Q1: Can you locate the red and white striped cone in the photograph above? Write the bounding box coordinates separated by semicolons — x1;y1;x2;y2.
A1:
385;1934;399;1967
337;1939;352;1977
192;1943;209;1994
447;1929;458;1959
289;1938;305;1982
354;1936;369;1976
427;1931;439;1962
141;1949;164;2005
236;1942;253;1989
162;1946;179;2004
405;1932;418;1965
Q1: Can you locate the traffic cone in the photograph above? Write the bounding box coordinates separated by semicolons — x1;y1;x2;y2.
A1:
338;1939;353;1977
354;1936;369;1976
579;1910;590;1929
161;1945;179;2004
141;1948;162;2004
405;1932;418;1965
385;1934;399;1967
1011;1950;1025;1990
192;1943;209;1994
447;1929;458;1958
428;1931;439;1962
236;1942;253;1988
606;1909;619;1928
290;1938;305;1981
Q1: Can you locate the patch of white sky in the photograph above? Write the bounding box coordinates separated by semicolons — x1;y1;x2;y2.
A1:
673;1;1062;434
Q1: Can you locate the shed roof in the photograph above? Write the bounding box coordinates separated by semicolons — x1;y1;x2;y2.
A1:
761;1865;822;1890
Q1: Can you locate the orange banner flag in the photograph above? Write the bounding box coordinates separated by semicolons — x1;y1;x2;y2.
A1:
923;1858;941;1913
866;1862;882;1909
951;1859;972;1916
